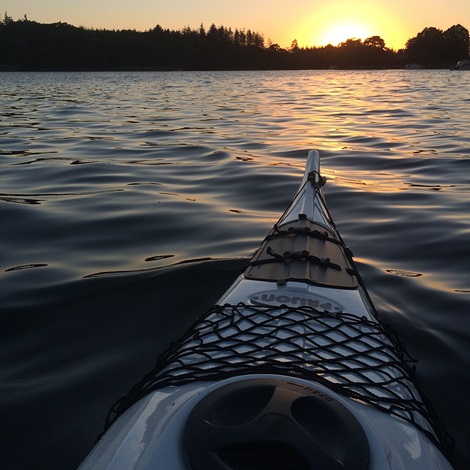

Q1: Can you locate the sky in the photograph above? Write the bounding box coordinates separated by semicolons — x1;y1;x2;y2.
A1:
3;0;470;51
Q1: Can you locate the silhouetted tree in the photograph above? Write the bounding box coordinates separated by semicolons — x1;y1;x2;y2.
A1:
336;38;366;67
290;39;300;53
406;27;445;65
405;25;469;66
444;24;469;61
364;36;386;50
3;11;14;24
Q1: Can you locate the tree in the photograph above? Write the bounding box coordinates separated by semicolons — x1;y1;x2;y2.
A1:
2;11;14;24
364;36;386;50
268;43;282;52
444;24;469;61
406;25;469;65
198;23;205;37
406;27;447;66
290;39;299;52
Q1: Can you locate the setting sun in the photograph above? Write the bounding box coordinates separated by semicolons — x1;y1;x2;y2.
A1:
297;2;404;49
321;21;373;46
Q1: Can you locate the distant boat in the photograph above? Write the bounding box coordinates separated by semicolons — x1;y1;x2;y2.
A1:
451;59;470;70
405;63;425;69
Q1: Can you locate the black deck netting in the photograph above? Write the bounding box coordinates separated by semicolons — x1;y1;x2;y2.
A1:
105;302;452;455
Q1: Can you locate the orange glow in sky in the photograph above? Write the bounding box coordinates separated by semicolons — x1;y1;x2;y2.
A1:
296;2;406;50
318;22;374;46
3;0;469;51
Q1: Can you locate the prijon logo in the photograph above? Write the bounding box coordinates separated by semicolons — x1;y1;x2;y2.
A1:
250;290;342;313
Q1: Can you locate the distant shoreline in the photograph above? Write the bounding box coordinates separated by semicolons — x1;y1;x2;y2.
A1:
1;17;468;71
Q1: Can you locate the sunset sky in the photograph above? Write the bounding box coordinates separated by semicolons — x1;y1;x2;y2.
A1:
3;0;470;50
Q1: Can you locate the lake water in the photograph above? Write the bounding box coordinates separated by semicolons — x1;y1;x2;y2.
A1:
1;70;469;469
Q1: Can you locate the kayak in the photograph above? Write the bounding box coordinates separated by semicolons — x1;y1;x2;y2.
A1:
80;150;452;469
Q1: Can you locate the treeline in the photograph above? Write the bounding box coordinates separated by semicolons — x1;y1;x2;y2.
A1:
0;15;268;71
406;25;469;67
0;14;469;71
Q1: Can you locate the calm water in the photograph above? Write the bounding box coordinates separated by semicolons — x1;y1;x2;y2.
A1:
1;70;469;468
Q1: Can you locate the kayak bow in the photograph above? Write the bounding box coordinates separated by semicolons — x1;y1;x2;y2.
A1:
80;150;452;469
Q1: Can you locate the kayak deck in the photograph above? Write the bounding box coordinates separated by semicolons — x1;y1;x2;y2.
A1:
112;302;439;441
84;150;453;469
102;151;450;455
244;218;358;288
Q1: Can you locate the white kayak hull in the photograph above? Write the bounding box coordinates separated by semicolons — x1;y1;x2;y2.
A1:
80;374;450;469
80;150;452;469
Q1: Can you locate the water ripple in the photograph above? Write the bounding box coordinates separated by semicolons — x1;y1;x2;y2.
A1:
1;70;469;469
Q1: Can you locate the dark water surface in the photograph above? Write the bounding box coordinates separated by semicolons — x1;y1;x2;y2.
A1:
1;70;469;468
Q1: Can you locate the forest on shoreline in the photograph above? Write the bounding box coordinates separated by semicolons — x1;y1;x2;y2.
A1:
1;14;469;71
